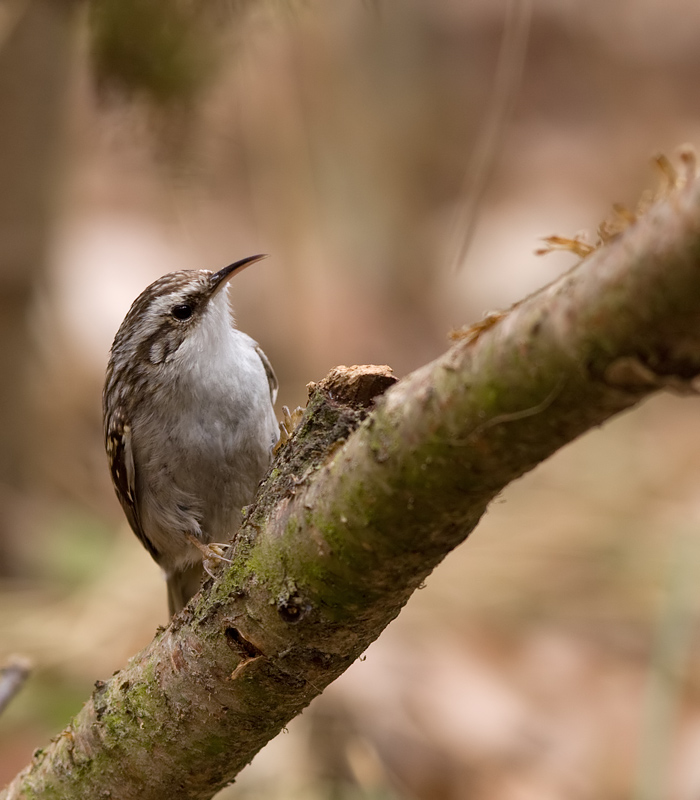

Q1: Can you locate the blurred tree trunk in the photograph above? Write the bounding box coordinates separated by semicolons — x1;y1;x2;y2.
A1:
0;0;75;571
3;175;700;799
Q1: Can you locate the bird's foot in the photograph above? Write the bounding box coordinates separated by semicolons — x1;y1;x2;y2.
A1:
275;405;305;452
185;533;233;578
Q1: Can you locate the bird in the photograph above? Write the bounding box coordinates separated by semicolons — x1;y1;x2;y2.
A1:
103;255;278;615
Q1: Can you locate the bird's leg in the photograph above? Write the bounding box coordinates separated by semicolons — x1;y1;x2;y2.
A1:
185;532;233;578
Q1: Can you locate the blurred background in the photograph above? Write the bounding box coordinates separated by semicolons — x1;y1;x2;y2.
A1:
2;0;700;797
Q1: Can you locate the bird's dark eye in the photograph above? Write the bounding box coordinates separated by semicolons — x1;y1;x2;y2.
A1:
171;303;193;321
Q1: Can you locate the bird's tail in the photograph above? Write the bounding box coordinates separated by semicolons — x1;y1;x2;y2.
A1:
166;563;205;616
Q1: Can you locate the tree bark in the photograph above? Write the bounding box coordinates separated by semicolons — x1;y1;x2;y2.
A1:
4;175;700;799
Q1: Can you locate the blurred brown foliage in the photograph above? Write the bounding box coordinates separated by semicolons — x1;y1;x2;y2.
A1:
3;1;700;798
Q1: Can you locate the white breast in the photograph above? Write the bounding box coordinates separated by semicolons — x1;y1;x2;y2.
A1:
132;292;278;572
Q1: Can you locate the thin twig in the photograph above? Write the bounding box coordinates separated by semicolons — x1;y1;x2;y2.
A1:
0;655;31;717
450;0;533;271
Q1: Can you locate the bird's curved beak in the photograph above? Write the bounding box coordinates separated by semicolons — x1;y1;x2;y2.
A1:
209;254;267;297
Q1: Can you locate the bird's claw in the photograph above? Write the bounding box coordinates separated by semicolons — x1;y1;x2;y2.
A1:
185;533;233;578
275;405;305;452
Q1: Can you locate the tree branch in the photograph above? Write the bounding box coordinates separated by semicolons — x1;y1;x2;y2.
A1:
5;177;700;799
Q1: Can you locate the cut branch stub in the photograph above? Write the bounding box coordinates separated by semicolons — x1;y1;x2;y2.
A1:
308;364;397;408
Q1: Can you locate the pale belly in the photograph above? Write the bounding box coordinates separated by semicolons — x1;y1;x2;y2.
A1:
134;394;276;572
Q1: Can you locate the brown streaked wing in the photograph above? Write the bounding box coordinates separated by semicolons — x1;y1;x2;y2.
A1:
106;411;159;560
254;344;278;405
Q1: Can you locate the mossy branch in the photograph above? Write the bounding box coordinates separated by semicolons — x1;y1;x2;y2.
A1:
5;177;700;799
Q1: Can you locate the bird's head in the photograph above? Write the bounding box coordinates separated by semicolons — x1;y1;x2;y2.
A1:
108;254;266;372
